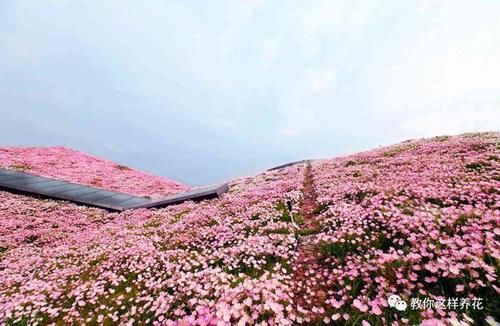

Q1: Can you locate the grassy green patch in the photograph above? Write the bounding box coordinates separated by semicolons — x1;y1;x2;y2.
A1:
6;313;52;326
465;161;491;171
225;254;291;279
256;310;274;323
293;212;304;225
319;239;359;259
402;207;414;216
344;190;377;204
455;213;478;227
243;225;258;235
312;203;329;215
371;233;393;251
425;197;446;208
263;228;291;235
250;213;260;220
345;160;357;167
275;201;301;223
144;218;161;228
89;254;108;268
298;227;321;236
24;235;39;244
206;219;218;227
171;210;190;223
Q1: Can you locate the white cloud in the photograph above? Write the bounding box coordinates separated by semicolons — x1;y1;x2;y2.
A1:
400;104;499;137
216;0;267;60
382;31;500;105
260;36;282;66
371;2;500;137
206;117;238;129
277;66;338;138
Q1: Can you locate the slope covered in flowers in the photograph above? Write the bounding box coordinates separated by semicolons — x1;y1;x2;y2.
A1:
303;132;499;325
0;147;189;198
0;132;498;325
0;162;305;325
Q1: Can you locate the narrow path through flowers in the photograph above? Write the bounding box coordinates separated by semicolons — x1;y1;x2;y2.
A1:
2;133;498;325
300;161;319;224
292;161;328;323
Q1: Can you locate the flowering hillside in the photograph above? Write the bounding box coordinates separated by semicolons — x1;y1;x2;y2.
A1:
0;147;189;198
0;133;498;325
305;133;499;325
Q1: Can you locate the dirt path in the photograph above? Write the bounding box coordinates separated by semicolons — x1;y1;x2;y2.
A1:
291;162;327;323
300;162;319;224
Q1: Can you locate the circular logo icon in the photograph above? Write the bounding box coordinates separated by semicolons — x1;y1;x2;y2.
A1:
395;300;408;311
388;294;401;308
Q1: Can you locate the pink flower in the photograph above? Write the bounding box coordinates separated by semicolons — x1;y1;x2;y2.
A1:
421;318;446;326
353;299;369;313
371;304;383;315
0;133;498;325
449;266;460;275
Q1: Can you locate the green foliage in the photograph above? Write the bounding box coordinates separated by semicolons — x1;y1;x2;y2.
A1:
455;213;478;227
402;207;414;216
350;277;365;297
298;227;321;236
243;225;258;235
250;213;261;220
312;203;329;215
293;212;304;225
206;219;218;227
319;238;359;259
144;218;161;228
465;161;491;171
263;228;291;235
172;210;190;223
256;310;274;323
471;143;488;151
275;201;298;223
371;233;392;251
278;213;292;223
224;254;290;279
89;254;108;268
24;235;39;244
7;316;41;326
344;190;377;204
425;197;446;208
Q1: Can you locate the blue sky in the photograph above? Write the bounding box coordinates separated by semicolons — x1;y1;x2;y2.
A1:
1;1;499;185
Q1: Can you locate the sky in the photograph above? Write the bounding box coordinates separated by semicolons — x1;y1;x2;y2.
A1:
1;0;499;185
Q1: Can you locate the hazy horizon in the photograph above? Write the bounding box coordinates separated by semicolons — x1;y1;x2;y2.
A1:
1;1;499;185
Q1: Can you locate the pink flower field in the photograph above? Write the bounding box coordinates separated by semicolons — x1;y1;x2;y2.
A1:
0;132;498;325
0;147;189;198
